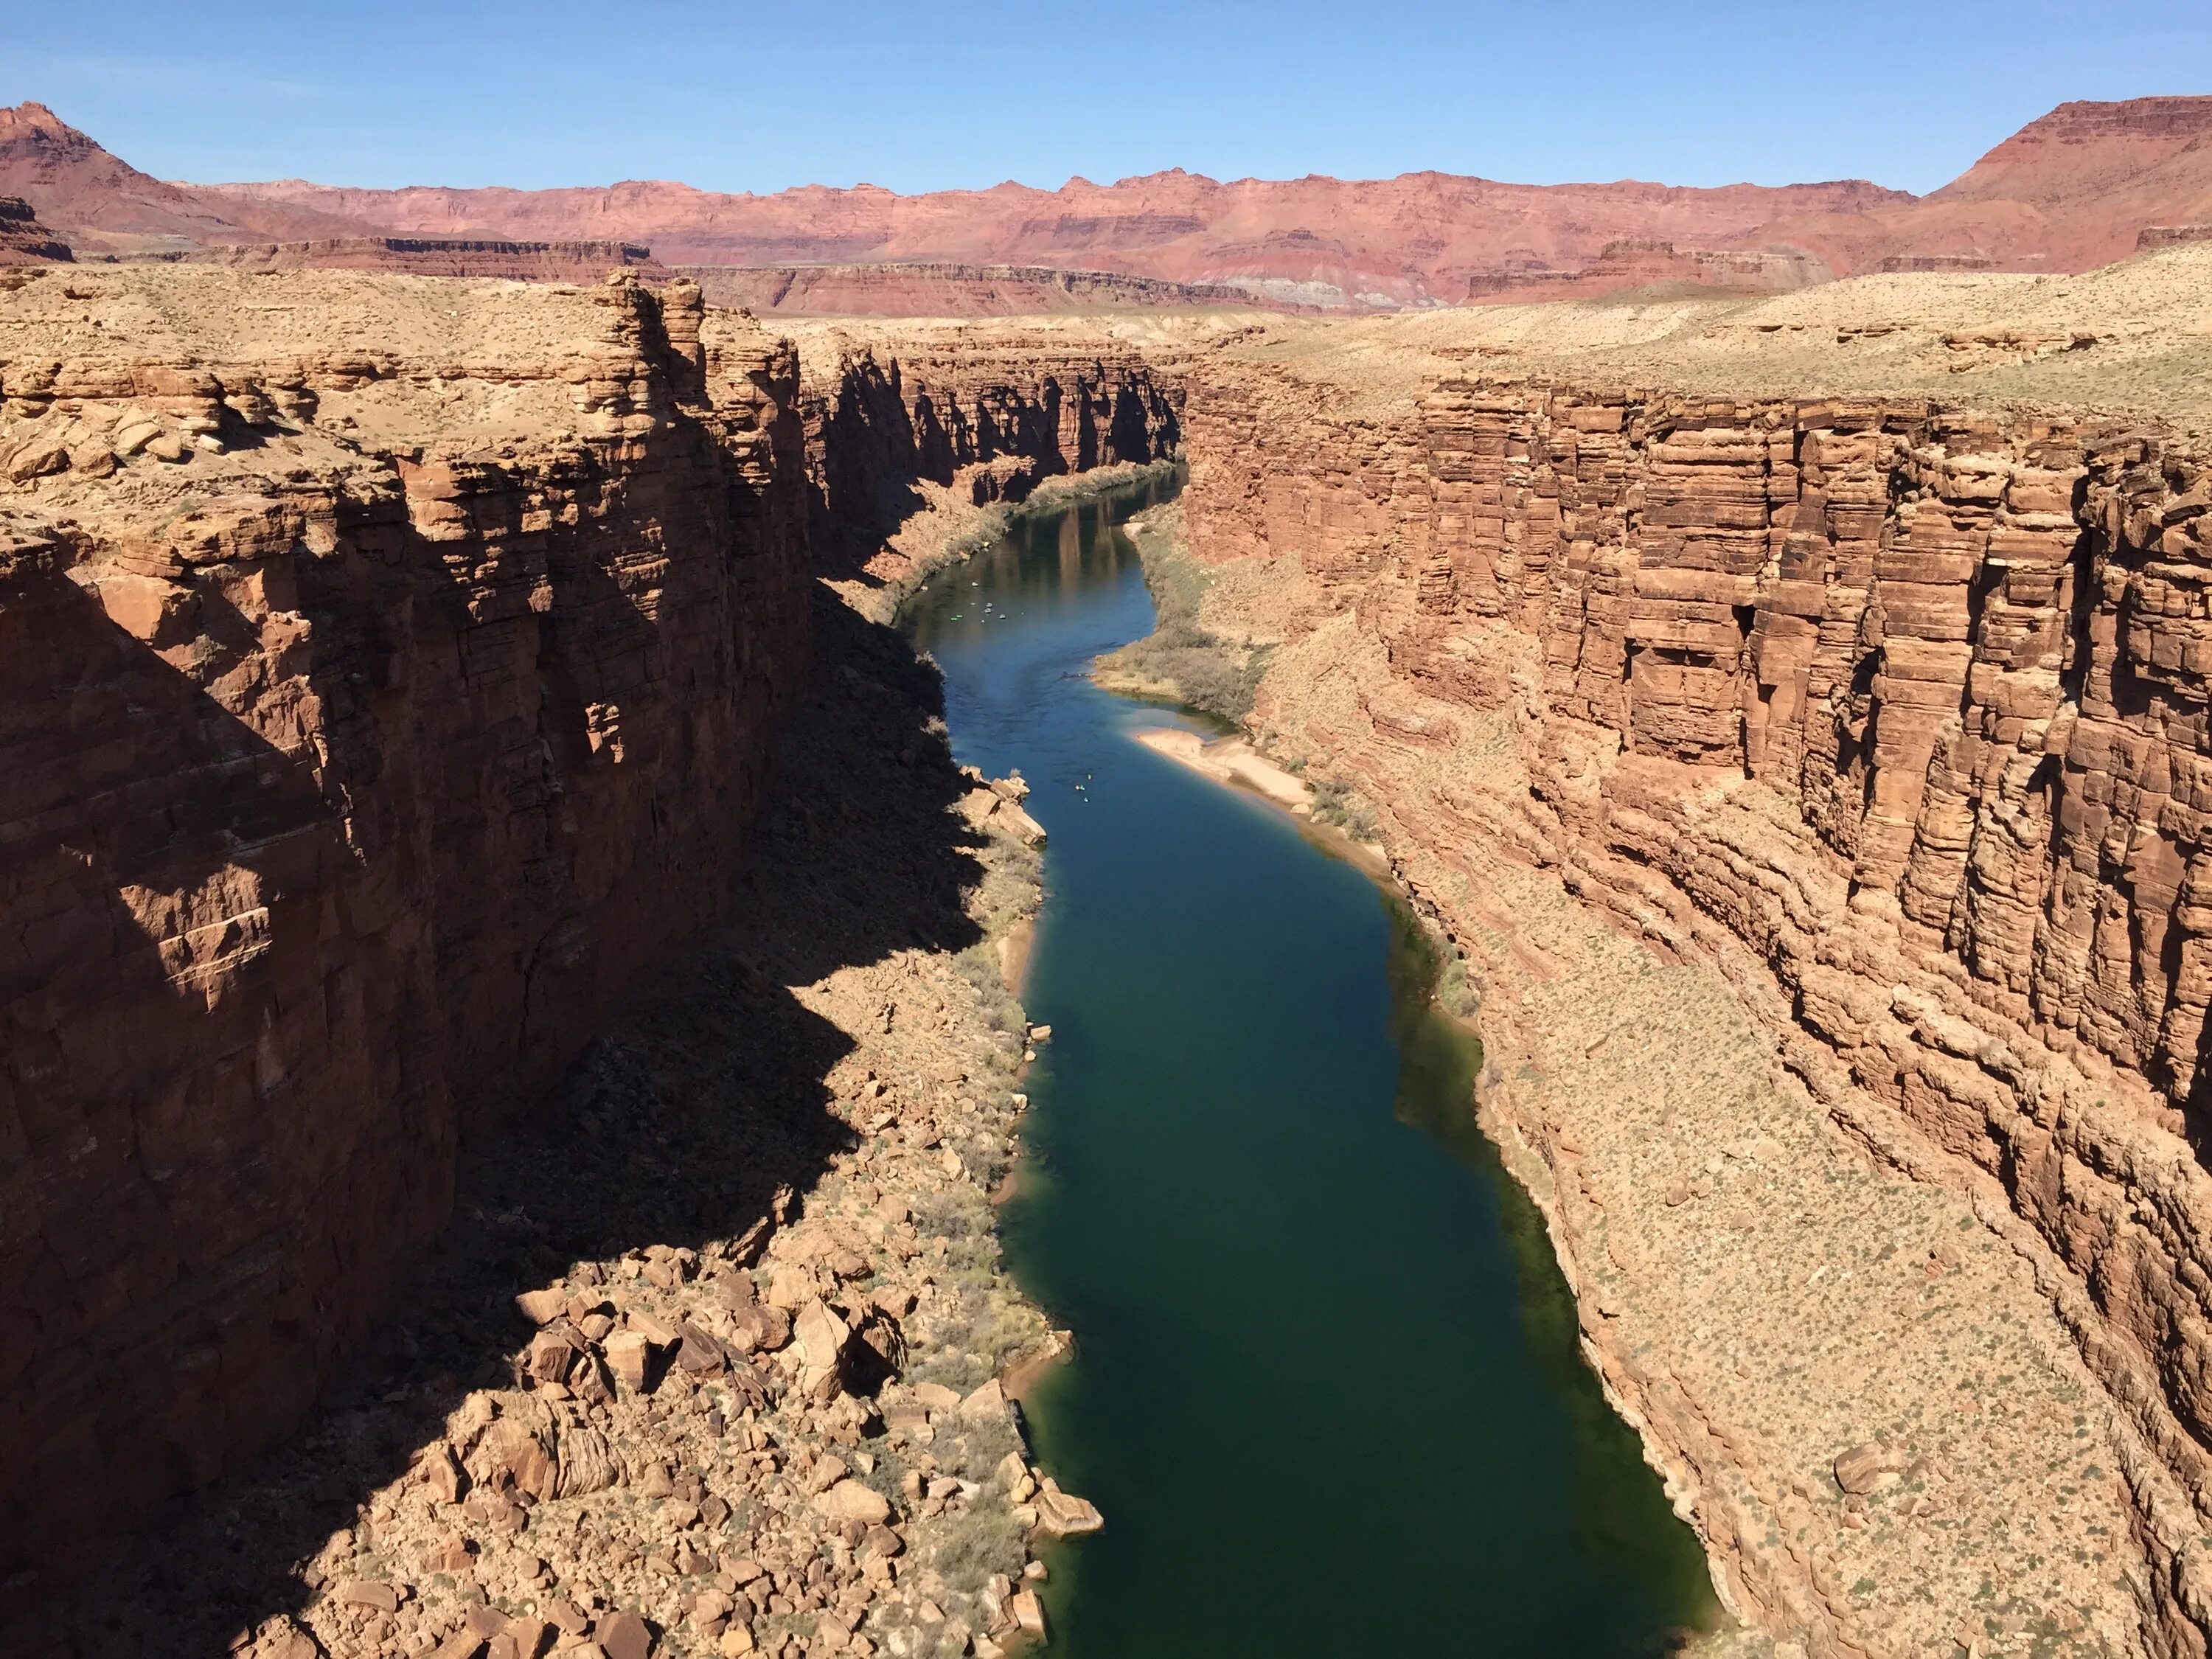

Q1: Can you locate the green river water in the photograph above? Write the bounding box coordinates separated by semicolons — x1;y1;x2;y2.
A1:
901;479;1716;1657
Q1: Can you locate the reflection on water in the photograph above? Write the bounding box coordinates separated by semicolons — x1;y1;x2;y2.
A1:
904;481;1716;1657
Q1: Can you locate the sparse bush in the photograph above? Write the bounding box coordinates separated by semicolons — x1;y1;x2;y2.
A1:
1093;507;1269;723
969;839;1042;937
1436;954;1481;1023
930;1498;1028;1593
953;944;1028;1044
1309;778;1378;839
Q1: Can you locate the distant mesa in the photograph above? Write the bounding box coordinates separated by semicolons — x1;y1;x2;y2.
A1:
1464;239;1829;303
6;93;2212;308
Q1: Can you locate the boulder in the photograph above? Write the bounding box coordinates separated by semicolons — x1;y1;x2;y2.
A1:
1833;1442;1906;1495
1033;1478;1103;1537
333;1578;400;1613
594;1610;653;1659
793;1298;852;1373
603;1331;652;1391
958;1379;1007;1422
815;1479;893;1526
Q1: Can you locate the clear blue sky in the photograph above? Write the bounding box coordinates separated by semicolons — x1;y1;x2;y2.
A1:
7;1;2210;198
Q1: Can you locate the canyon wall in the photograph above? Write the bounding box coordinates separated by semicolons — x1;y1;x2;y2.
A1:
0;271;812;1611
684;261;1263;318
122;236;666;282
793;324;1181;589
1177;355;2212;1649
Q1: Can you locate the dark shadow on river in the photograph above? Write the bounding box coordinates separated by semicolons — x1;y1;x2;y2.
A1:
903;482;1717;1657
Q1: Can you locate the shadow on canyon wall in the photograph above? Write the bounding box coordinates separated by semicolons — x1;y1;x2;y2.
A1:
3;414;808;1638
42;585;990;1658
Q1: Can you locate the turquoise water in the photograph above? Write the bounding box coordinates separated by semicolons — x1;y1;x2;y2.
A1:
902;483;1714;1657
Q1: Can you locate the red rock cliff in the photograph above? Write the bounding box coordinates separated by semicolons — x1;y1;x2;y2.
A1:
1178;346;2212;1649
0;270;812;1607
794;323;1181;587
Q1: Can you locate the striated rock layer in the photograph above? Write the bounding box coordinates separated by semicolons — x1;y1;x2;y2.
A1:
683;260;1270;318
1150;290;2212;1652
0;267;813;1612
0;195;70;264
114;235;666;282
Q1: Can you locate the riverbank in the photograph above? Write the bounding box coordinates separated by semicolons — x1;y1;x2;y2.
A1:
1186;560;2146;1655
1086;501;1268;725
1127;728;1310;811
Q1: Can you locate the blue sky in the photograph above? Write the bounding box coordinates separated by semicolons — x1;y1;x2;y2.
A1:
7;1;2210;198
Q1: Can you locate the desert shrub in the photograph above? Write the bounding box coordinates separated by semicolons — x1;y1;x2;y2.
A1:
930;1499;1028;1593
1091;507;1272;723
970;838;1042;935
1310;779;1377;838
953;945;1028;1046
1436;954;1481;1023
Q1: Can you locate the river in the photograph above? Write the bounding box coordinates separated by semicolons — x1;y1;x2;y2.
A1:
900;477;1715;1657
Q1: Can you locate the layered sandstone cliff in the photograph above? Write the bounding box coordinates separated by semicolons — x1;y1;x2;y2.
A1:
0;267;813;1611
684;261;1266;318
120;236;666;282
783;319;1182;612
1130;256;2212;1654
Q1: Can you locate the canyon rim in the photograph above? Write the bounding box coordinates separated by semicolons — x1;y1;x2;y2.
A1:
7;64;2212;1659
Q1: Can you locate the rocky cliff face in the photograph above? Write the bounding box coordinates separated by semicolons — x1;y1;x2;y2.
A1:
790;323;1181;605
129;236;666;282
683;261;1270;318
0;268;812;1609
1172;336;2212;1649
0;196;70;264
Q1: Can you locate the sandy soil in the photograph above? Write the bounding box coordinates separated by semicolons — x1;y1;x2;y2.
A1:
1130;727;1314;810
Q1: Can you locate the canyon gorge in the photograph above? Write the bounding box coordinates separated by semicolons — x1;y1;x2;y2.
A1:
9;89;2212;1659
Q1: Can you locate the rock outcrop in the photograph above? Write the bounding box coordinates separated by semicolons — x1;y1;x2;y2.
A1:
0;195;70;264
0;267;812;1610
1466;239;1824;303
